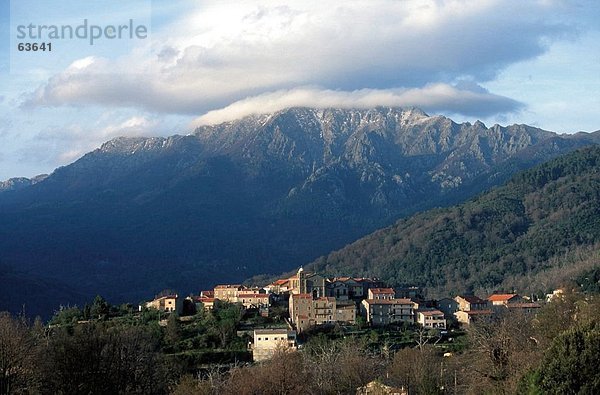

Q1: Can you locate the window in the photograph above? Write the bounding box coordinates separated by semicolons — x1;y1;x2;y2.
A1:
264;337;268;340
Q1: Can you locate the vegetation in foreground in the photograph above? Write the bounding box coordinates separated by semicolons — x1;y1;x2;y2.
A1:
1;276;599;394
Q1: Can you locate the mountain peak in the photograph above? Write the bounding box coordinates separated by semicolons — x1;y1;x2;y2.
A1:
0;174;48;193
2;108;599;316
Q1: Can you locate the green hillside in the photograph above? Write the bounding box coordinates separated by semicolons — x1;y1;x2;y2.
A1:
308;146;600;296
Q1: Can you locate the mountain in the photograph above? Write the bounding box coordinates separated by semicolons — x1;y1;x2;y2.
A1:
0;174;47;192
0;107;598;316
306;146;600;297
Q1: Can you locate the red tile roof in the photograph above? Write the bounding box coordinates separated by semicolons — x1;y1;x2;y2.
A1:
239;293;269;298
154;295;177;300
506;303;541;309
332;276;358;283
292;294;313;299
488;294;518;302
463;309;493;315
354;277;379;282
457;295;486;304
316;297;336;302
419;309;444;316
370;288;395;294
363;298;413;305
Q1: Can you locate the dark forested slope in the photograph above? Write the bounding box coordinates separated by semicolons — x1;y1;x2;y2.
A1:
308;146;600;296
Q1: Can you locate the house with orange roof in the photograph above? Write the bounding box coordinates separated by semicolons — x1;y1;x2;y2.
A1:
361;298;415;326
505;302;542;313
191;295;215;311
326;277;356;300
416;309;446;329
213;284;245;301
487;293;526;306
200;290;214;298
264;278;291;294
238;292;271;309
289;293;356;332
368;288;396;300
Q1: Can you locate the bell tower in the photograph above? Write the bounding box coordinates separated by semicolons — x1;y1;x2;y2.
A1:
298;267;307;294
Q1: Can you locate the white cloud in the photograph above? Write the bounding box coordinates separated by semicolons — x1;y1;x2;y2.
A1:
192;84;523;126
24;0;578;118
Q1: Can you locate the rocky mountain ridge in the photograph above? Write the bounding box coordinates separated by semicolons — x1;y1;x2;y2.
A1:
0;107;598;317
0;174;48;192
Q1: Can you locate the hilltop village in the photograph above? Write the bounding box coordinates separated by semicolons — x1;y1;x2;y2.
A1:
144;267;548;362
4;264;595;394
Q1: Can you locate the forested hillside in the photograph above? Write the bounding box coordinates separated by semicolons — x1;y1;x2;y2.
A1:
308;146;600;296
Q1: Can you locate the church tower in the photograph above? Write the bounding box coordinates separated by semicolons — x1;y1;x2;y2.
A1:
298;267;307;294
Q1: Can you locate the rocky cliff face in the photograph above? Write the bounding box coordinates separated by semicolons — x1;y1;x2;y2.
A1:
0;174;47;192
0;107;597;316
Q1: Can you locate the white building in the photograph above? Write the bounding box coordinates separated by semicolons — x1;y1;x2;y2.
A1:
416;309;447;329
251;328;297;361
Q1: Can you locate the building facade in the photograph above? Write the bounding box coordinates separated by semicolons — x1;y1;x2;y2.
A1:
251;328;297;361
416;309;447;329
213;284;245;301
368;288;396;300
361;299;415;326
455;295;488;311
238;293;271;309
454;309;493;325
145;294;183;314
436;297;459;318
289;293;356;332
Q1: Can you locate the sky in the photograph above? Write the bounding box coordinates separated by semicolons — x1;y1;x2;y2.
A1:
0;0;599;180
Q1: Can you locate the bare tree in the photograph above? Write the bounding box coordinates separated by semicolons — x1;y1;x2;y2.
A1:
0;312;36;394
465;310;540;394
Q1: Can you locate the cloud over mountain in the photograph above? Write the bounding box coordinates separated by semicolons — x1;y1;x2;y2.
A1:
192;84;523;126
25;0;575;118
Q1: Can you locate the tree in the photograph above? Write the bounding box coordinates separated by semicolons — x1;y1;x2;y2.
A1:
211;303;243;349
39;323;168;394
465;310;540;394
0;313;36;394
224;349;307;394
388;345;444;395
165;313;182;349
90;295;110;320
532;323;600;394
302;337;382;394
49;306;83;326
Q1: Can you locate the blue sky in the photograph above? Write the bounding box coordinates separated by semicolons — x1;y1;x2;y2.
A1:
0;0;599;180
